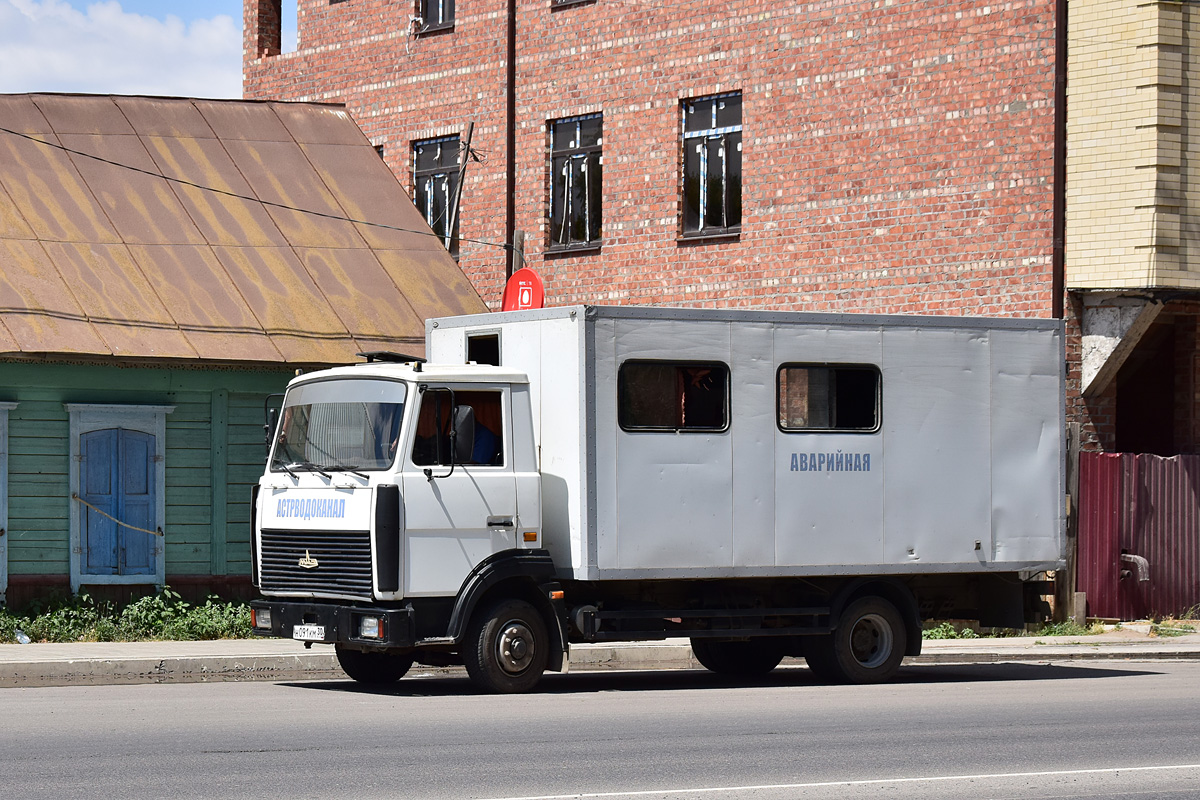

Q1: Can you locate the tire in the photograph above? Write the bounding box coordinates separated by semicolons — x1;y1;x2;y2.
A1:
463;599;549;694
801;636;842;682
335;645;414;684
691;637;786;676
804;596;906;684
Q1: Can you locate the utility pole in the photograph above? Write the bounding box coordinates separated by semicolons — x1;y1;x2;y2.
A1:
511;230;525;275
446;121;474;254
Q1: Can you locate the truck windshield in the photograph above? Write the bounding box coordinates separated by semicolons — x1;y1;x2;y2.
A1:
271;379;407;472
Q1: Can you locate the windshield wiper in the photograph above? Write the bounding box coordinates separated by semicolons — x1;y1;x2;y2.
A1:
287;461;332;479
276;461;298;479
322;464;369;480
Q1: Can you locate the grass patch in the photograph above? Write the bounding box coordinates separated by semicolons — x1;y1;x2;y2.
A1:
1033;620;1105;637
922;621;980;640
0;587;251;644
1151;621;1197;638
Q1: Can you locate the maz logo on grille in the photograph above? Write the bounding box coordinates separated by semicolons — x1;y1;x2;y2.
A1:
298;550;319;569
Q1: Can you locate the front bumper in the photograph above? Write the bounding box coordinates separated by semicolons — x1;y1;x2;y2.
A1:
250;600;415;649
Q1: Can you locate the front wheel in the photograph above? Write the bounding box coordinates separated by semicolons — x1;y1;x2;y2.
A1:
463;599;549;694
804;596;906;684
335;645;414;684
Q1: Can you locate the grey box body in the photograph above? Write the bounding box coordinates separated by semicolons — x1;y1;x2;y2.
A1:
427;305;1066;582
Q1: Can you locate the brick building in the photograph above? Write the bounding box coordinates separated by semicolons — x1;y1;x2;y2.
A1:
245;3;1055;300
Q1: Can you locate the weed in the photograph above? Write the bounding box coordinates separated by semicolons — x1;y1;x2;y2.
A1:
0;587;251;643
1034;620;1103;637
922;621;980;640
1151;621;1197;638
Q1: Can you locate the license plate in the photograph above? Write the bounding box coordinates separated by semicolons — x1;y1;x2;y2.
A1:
292;624;325;641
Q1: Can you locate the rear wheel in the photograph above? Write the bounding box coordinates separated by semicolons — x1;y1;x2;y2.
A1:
804;596;906;684
463;599;549;694
335;645;414;684
691;637;786;676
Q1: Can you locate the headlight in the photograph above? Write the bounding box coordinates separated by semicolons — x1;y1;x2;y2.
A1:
358;615;384;639
251;608;272;629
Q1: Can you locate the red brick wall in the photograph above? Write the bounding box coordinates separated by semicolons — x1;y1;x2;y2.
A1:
244;0;1057;316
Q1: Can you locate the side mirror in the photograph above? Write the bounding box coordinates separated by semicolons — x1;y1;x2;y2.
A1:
453;405;476;463
264;392;284;459
265;407;278;453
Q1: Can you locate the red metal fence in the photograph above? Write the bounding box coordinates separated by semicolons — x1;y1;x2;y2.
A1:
1078;453;1200;620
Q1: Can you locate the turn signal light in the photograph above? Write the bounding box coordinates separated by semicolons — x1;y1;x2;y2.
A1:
523;531;538;543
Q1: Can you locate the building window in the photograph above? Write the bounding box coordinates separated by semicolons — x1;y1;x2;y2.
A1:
777;365;880;432
549;113;602;251
618;361;729;432
550;0;596;8
418;0;455;31
681;92;742;237
413;135;461;256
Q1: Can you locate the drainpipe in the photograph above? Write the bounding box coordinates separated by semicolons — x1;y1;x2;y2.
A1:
1052;0;1067;319
505;0;518;280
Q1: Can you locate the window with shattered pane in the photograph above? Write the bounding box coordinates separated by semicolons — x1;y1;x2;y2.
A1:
682;92;742;237
413;134;461;256
548;113;603;250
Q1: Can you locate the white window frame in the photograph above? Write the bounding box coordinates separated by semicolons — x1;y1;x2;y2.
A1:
0;402;16;605
65;404;174;593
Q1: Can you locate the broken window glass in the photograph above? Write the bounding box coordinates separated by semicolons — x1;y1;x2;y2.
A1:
682;92;742;236
419;0;455;30
413;134;461;256
549;113;603;249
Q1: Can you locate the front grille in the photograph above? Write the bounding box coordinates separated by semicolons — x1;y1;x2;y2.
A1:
259;528;373;599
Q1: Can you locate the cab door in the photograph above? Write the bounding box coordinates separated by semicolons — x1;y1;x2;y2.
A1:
400;386;517;596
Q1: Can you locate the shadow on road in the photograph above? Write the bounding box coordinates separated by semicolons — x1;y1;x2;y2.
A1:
279;661;1163;698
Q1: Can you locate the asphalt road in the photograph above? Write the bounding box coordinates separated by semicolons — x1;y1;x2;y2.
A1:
2;662;1199;800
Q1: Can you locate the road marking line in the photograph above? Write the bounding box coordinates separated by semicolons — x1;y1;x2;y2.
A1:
473;764;1200;800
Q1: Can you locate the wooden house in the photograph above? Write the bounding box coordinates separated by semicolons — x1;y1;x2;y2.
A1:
0;93;486;606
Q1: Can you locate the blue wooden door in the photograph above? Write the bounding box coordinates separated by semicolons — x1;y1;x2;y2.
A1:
81;429;156;576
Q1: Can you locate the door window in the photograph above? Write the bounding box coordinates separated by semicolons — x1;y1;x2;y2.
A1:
412;390;504;466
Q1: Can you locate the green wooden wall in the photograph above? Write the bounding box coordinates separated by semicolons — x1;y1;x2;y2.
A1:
1;361;290;580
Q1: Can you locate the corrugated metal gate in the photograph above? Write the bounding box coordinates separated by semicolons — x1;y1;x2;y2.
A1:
1078;453;1200;620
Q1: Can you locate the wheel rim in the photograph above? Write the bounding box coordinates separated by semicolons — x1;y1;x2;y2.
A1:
848;612;894;669
495;619;536;675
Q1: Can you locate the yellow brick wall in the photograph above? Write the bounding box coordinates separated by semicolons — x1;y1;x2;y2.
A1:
1067;0;1200;288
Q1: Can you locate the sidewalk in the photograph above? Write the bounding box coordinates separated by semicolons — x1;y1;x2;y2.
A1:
1;627;1198;688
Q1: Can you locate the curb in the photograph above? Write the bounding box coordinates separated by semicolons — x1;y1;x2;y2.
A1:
0;642;700;688
0;653;342;688
2;641;1198;689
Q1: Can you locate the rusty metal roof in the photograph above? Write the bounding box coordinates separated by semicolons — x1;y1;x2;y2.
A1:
0;93;486;365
